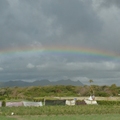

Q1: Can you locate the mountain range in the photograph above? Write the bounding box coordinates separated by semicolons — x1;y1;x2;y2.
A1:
0;79;84;87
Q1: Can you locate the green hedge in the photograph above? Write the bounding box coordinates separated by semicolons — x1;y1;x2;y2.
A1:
97;100;120;105
2;100;6;107
33;98;44;102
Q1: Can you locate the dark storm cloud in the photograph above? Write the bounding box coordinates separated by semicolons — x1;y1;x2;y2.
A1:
38;0;103;46
0;0;44;48
101;0;120;8
0;0;103;48
0;0;120;85
42;0;100;33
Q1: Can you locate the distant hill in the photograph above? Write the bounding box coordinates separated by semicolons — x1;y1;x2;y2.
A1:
0;79;84;87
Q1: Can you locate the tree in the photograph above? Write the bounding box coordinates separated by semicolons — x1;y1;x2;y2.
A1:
89;80;94;95
110;84;118;96
89;79;93;84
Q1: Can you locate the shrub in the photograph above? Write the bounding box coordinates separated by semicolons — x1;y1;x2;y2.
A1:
0;96;5;100
97;92;109;97
33;98;44;102
97;100;120;105
2;100;6;107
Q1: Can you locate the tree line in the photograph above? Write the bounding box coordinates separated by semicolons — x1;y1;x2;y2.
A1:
0;84;120;100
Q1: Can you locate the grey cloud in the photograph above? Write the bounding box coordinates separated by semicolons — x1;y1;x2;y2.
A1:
0;0;120;85
27;63;35;69
0;0;45;48
39;0;103;45
0;67;3;71
101;0;120;8
0;0;9;14
0;0;103;47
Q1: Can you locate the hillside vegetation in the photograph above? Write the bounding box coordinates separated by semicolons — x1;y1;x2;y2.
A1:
0;84;120;100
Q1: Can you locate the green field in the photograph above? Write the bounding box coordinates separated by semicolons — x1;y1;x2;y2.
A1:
0;103;120;120
1;105;120;115
0;106;119;115
0;114;120;120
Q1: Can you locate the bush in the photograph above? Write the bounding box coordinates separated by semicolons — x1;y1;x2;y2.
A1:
97;100;120;105
2;100;6;107
96;92;109;97
25;97;34;101
33;98;44;102
0;96;5;100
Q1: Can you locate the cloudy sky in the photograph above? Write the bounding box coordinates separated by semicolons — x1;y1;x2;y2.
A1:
0;0;120;85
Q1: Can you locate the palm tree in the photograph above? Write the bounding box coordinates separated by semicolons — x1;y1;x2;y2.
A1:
89;79;94;95
89;79;93;84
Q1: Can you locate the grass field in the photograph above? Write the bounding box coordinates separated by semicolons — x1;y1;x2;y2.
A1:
1;114;120;120
0;105;120;120
1;105;120;115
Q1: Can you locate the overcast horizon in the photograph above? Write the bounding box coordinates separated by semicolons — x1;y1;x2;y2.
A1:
0;0;120;86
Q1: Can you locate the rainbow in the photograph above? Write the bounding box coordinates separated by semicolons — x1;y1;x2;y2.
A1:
0;45;120;59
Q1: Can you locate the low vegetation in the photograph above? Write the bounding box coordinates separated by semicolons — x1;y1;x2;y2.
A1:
1;114;120;120
0;84;119;100
0;105;120;116
0;84;120;119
